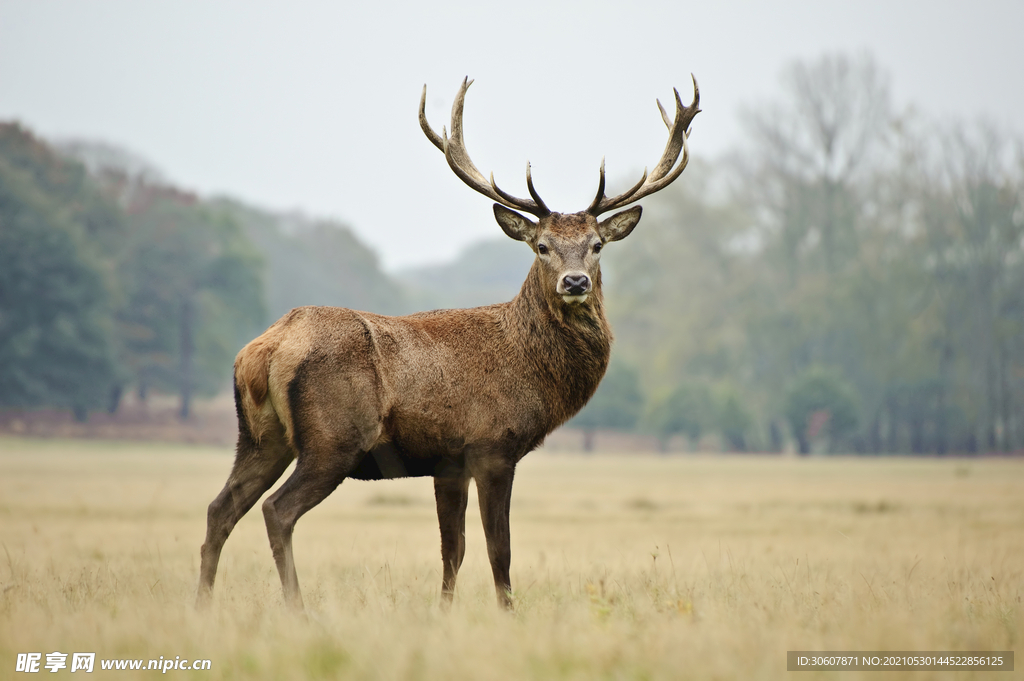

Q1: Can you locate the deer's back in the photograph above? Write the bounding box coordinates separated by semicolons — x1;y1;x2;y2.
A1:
239;305;551;467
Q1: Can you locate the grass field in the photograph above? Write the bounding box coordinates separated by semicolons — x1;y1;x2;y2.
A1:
0;436;1021;679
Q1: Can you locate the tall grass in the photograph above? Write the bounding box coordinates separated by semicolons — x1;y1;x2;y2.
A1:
1;437;1020;679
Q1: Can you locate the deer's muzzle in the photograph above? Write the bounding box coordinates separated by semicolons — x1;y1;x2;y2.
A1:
558;272;591;303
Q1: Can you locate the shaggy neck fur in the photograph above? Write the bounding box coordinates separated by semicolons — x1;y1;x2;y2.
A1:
502;259;612;428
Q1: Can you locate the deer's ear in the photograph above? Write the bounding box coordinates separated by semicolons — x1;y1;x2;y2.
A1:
494;204;537;242
597;206;642;242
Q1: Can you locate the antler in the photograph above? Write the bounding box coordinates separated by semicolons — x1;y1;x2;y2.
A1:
420;77;551;218
586;75;701;216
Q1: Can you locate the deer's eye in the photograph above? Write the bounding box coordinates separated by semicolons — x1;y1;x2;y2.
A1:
537;243;549;255
593;242;603;254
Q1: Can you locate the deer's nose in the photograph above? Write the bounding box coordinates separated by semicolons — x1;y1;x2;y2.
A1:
562;274;591;296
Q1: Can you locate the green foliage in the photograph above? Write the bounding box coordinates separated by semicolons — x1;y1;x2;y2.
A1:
783;369;859;454
0;123;449;423
645;382;713;450
605;160;750;391
714;386;756;452
571;359;643;450
602;53;1024;454
646;382;756;452
0;126;269;419
113;184;264;415
0;125;121;416
0;125;126;249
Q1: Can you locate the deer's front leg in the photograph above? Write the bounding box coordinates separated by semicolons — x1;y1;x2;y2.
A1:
473;461;515;610
434;474;470;607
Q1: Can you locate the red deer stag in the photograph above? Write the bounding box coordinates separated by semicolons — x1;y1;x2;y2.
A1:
197;76;700;610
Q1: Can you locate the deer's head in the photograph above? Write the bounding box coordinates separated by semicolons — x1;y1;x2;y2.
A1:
420;77;700;306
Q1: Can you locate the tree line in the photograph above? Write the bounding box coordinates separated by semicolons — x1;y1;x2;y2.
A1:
0;127;408;420
576;53;1023;455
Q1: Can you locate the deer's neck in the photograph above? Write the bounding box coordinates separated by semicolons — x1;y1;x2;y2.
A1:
504;260;613;427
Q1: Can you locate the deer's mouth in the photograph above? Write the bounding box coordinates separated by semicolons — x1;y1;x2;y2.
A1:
560;294;589;304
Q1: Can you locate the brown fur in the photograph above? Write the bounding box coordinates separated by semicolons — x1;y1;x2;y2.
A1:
196;208;642;611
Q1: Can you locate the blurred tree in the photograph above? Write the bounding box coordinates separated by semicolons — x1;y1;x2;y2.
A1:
0;124;122;418
606;160;751;393
0;126;126;250
594;52;1024;456
714;386;756;452
110;182;265;418
783;368;859;454
737;52;892;274
606;54;1024;455
570;358;643;452
913;121;1024;452
736;53;898;416
2;125;423;424
216;199;411;319
645;382;714;452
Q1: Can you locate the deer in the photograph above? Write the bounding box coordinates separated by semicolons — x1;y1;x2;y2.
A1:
196;76;700;611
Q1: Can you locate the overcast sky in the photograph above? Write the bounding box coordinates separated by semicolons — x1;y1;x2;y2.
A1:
2;1;1022;270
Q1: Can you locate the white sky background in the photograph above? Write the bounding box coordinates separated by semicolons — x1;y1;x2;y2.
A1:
1;0;1022;271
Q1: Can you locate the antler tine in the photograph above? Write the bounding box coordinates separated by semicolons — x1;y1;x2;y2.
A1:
489;162;550;215
422;77;550;218
525;162;550;214
585;157;607;214
419;85;445;153
587;162;649;215
657;99;672;129
587;74;701;216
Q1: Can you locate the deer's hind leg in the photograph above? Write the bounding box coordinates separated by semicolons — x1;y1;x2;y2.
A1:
197;422;294;607
261;453;356;611
261;361;382;610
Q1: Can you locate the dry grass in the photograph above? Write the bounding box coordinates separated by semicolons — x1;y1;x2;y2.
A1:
0;437;1021;680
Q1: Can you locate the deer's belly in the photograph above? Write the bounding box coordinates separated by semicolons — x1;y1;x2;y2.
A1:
349;441;463;480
